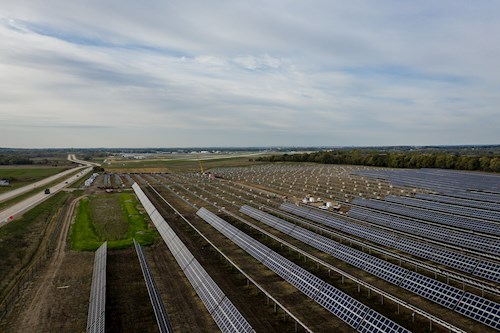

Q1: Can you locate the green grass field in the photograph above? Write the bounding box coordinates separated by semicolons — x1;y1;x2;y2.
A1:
71;192;158;251
0;167;70;194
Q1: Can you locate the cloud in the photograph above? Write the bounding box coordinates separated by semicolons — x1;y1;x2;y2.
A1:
0;1;499;148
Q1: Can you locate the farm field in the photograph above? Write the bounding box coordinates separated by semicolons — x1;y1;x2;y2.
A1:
104;153;273;173
1;163;499;332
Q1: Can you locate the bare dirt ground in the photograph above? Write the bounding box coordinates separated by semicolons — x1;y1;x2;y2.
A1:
0;197;94;333
146;243;221;332
105;248;158;333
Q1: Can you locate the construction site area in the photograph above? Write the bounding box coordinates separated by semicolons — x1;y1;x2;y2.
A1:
0;160;499;333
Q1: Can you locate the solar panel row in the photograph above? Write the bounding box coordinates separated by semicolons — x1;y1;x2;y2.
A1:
279;203;500;285
355;169;500;204
240;205;500;328
197;207;411;333
348;205;500;256
352;198;500;237
132;183;254;333
86;242;107;333
384;195;500;223
415;193;500;213
134;239;174;333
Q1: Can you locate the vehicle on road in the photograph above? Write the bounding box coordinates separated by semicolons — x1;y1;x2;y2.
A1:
44;188;50;194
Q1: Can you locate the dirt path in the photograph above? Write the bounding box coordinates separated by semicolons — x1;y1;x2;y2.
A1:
3;196;93;333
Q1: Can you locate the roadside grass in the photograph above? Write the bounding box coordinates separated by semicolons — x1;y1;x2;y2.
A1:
0;167;70;194
71;192;158;251
0;192;71;296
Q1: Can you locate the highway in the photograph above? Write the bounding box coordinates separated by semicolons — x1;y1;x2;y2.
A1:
68;154;101;167
0;154;98;227
0;166;85;204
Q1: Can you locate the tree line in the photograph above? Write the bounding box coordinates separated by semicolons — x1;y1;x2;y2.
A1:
257;150;500;172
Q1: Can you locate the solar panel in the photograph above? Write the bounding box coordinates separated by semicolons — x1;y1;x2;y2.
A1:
134;239;174;333
86;242;107;333
362;257;409;285
399;271;464;310
454;292;500;330
472;261;500;284
286;265;326;298
353;198;500;236
416;193;500;213
353;205;500;256
385;195;500;223
132;184;254;333
212;297;255;333
314;284;369;329
280;203;498;283
358;309;410;333
197;207;410;333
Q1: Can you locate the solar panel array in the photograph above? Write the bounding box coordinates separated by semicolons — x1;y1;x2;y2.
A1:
134;239;174;333
132;183;254;333
86;242;107;333
240;205;500;328
355;169;500;204
196;207;411;333
279;202;500;284
241;205;408;286
415;193;500;212
384;195;500;223
352;198;500;237
349;204;500;256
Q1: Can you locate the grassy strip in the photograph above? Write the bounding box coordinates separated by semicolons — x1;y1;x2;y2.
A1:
120;193;157;245
70;197;100;251
70;193;158;251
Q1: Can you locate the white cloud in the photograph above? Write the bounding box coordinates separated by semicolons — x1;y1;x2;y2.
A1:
0;1;499;147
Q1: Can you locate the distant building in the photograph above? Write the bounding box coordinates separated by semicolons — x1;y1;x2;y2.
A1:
0;179;10;186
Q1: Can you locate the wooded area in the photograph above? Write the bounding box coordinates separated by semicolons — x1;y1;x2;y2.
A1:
257;150;500;172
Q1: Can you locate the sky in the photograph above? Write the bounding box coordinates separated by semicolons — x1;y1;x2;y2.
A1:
0;1;499;148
